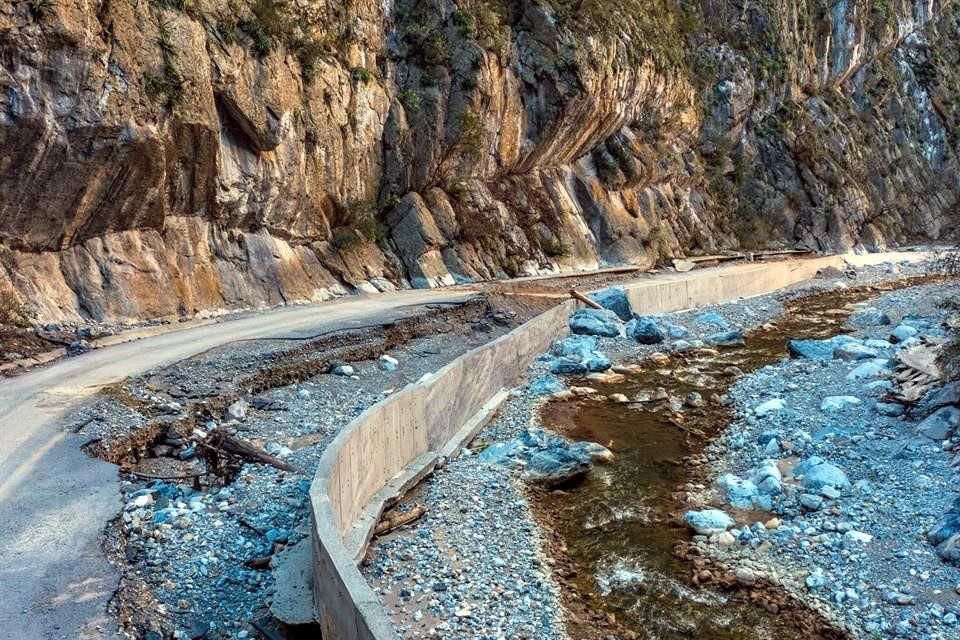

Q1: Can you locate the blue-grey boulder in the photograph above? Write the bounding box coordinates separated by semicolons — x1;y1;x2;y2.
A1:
787;335;857;360
629;316;665;344
708;330;745;346
795;457;850;491
528;375;565;396
693;311;730;331
928;498;960;564
834;342;878;361
890;324;919;343
718;474;759;509
847;307;891;328
569;308;622;337
664;322;689;339
916;406;960;441
588;286;632;321
684;509;734;535
549;335;611;374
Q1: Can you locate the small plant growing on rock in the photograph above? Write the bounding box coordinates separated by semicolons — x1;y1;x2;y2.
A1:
0;290;32;328
351;66;373;84
27;0;53;19
399;89;421;114
456;110;484;159
150;0;191;11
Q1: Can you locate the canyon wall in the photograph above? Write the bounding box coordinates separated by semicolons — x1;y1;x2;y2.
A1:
1;0;957;321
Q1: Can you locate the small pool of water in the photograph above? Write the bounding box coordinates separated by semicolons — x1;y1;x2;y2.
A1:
535;280;925;640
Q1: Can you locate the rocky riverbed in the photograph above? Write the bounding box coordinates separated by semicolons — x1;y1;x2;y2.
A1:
694;279;960;639
365;256;960;639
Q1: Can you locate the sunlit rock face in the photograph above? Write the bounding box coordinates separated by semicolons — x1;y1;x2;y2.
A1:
1;0;957;321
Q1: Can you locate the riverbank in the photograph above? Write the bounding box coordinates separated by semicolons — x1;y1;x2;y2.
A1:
363;256;954;639
697;279;960;639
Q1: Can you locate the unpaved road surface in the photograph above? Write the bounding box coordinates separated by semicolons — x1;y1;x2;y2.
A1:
0;289;476;640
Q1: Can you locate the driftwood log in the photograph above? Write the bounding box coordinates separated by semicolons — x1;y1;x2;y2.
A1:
569;289;604;310
374;504;428;536
200;428;296;473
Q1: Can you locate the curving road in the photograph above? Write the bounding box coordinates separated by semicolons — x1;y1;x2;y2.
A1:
0;288;476;640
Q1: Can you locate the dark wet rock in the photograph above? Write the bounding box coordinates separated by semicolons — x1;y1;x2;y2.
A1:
707;330;745;346
628;316;665;344
916;406;960;441
588;287;632;321
569;308;623;338
929;499;960;565
847;307;891;328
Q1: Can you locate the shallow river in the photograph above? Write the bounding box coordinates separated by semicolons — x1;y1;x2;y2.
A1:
536;281;923;640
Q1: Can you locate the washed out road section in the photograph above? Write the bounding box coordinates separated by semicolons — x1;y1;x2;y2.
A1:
0;288;476;640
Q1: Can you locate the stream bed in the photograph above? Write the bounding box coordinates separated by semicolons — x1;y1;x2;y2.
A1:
533;281;930;640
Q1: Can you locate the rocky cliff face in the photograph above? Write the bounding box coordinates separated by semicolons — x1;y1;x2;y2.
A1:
1;0;958;321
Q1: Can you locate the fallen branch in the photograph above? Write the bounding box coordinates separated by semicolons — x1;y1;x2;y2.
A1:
570;289;604;310
374;503;427;536
201;428;297;472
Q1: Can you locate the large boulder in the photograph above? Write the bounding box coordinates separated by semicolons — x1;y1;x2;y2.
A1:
718;474;760;509
820;395;862;412
890;324;919;343
628;316;665;344
528;374;565;396
794;457;850;491
787;335;858;360
569;308;623;337
834;342;878;361
847;307;891;328
928;498;960;565
847;360;889;381
693;311;730;331
753;398;786;416
708;330;745;346
923;382;960;413
916;406;960;441
684;509;735;535
588;286;632;321
549;335;611;374
478;428;611;487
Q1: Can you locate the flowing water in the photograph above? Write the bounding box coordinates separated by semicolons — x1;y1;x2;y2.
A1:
535;280;930;640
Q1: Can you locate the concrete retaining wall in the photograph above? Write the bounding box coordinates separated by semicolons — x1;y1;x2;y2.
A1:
309;255;853;640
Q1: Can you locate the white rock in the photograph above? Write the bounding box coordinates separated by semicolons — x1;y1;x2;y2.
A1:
754;398;786;416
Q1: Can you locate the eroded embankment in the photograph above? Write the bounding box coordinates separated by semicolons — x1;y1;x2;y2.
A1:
73;292;557;639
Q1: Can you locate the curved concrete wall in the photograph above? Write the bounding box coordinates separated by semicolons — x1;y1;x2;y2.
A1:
308;254;871;640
